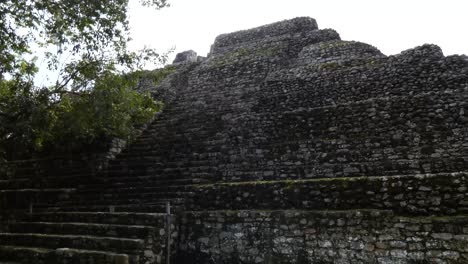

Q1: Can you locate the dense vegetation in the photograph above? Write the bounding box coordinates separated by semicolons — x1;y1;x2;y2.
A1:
0;0;170;160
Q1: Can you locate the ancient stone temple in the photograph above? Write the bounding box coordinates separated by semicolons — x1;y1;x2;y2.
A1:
1;17;468;263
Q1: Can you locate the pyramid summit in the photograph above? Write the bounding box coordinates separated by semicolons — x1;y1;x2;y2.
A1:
1;17;468;263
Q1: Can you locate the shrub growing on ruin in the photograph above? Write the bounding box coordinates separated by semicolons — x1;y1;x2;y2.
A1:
0;0;171;159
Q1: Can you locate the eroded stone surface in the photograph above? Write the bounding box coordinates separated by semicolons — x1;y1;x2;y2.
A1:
173;50;198;64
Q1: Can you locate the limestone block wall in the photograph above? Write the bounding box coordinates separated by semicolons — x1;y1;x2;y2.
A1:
263;45;465;110
177;210;468;264
236;88;468;179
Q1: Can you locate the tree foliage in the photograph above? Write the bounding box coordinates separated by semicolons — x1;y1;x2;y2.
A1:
0;0;171;160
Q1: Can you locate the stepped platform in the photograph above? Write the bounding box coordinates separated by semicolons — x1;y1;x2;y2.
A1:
2;17;468;263
187;172;468;215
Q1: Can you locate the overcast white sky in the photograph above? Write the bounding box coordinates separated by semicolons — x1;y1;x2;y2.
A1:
128;0;468;63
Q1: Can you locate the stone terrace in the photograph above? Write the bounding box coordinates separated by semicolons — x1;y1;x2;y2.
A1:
1;17;468;263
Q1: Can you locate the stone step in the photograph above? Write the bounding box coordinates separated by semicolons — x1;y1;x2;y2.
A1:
103;170;206;180
40;203;184;213
0;233;144;255
0;245;129;264
0;174;100;190
4;167;96;180
53;197;185;208
145;115;225;126
124;139;210;150
105;166;215;176
139;121;220;131
0;189;76;210
106;164;212;174
0;189;76;195
0;179;29;190
106;164;215;175
138;125;209;136
131;134;216;145
73;191;192;202
109;158;212;167
0;245;52;263
127;139;217;150
105;170;214;179
136;125;213;135
39;198;185;212
5;222;154;239
80;177;208;190
53;198;186;210
53;248;130;264
24;212;166;226
77;185;190;196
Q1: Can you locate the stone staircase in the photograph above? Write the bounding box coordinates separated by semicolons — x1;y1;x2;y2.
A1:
0;211;166;263
0;138;184;264
0;102;209;263
0;155;175;263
